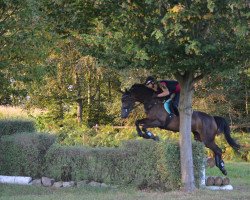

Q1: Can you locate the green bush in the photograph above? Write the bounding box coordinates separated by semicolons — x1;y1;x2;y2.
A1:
0;133;56;177
44;140;205;191
44;144;125;183
0;120;36;138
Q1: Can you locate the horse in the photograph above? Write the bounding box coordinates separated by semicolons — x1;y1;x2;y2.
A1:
121;83;240;175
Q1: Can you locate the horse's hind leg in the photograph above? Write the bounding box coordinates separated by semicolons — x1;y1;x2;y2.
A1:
205;141;227;175
193;131;202;142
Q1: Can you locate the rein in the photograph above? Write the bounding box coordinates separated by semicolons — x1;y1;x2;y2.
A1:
133;102;142;109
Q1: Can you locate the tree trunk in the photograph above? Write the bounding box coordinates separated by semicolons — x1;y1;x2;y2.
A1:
245;82;248;115
178;72;196;192
77;98;83;124
108;78;112;101
75;61;84;124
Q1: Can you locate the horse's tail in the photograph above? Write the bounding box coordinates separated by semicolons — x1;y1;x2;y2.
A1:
213;116;240;150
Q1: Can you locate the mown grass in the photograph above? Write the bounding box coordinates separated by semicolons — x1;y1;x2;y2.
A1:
0;106;43;119
0;162;249;200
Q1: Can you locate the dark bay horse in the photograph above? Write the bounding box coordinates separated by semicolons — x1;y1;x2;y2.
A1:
121;84;240;175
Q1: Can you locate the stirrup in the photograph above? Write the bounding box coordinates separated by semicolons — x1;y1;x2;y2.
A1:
169;113;174;119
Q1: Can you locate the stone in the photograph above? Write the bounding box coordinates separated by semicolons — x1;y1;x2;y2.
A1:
222;177;230;185
31;179;42;186
206;176;215;186
88;181;101;187
100;183;109;188
42;177;55;187
214;176;223;186
63;181;75;187
53;181;63;188
77;180;88;187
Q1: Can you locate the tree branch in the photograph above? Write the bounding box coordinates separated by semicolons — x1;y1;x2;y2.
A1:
173;71;183;82
193;73;204;83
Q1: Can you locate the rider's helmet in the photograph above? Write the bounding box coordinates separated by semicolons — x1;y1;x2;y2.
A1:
145;76;156;85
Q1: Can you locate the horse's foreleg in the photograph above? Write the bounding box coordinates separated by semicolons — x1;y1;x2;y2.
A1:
135;118;162;141
135;118;154;139
141;119;163;141
135;119;144;137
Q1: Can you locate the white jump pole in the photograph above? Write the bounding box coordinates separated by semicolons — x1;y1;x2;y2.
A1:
200;158;206;187
0;175;32;185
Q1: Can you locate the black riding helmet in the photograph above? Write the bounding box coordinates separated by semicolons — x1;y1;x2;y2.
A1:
145;76;156;85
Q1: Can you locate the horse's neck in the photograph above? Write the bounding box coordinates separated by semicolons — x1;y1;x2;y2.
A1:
133;93;150;103
142;98;160;111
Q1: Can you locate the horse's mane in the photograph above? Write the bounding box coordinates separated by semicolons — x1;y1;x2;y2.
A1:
129;84;155;99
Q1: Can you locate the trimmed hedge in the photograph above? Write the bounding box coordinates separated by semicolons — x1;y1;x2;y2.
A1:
0;133;56;177
0;132;204;191
0;120;36;137
44;140;205;191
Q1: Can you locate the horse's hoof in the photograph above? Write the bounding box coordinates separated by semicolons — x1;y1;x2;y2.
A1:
153;136;160;141
222;169;227;176
138;131;143;137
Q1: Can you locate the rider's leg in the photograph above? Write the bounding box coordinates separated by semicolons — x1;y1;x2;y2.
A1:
172;93;180;116
164;99;173;115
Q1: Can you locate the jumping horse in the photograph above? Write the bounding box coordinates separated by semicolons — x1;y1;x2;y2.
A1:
121;84;240;175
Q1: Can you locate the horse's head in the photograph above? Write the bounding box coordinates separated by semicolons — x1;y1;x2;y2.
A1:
121;89;136;118
120;84;155;118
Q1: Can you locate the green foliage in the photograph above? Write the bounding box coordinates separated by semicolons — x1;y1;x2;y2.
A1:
44;140;204;191
1;0;248;137
0;0;54;105
0;120;35;138
194;67;249;124
0;133;56;177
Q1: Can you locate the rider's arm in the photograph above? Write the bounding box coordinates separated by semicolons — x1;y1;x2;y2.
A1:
157;83;170;97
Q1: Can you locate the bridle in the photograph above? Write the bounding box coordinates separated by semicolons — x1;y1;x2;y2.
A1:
121;92;143;113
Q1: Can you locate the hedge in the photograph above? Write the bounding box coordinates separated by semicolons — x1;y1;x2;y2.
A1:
44;140;205;191
0;120;35;137
0;133;204;191
0;133;56;177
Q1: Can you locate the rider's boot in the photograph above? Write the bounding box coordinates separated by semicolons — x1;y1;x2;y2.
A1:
173;105;179;116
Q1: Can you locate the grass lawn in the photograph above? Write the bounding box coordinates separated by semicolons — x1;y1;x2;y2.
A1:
0;162;249;200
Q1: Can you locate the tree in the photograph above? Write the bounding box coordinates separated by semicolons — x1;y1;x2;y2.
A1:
85;0;249;192
0;0;53;104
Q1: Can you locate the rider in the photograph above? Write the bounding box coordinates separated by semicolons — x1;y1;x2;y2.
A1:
144;76;180;117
